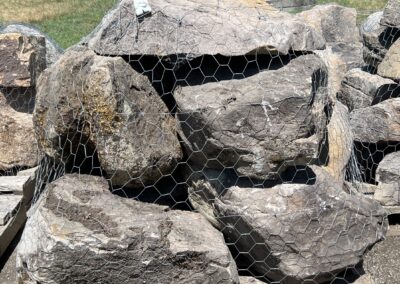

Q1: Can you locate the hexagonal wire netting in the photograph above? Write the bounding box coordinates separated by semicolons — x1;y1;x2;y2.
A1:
1;0;399;283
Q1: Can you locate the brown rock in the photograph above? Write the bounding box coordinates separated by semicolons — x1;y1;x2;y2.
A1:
378;39;400;81
0;33;46;87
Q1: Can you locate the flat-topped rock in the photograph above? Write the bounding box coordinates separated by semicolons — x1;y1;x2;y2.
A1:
17;174;239;283
84;0;325;57
0;195;21;225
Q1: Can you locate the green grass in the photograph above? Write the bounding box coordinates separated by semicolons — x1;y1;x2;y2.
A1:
0;0;116;49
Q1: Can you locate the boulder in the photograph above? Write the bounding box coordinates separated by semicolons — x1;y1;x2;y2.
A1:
296;4;360;44
192;166;387;283
0;33;46;87
350;99;400;143
380;0;400;28
338;68;397;111
373;152;400;205
353;274;376;284
34;46;182;188
361;12;400;69
175;54;328;180
17;174;239;284
364;236;400;284
376;152;400;184
83;0;325;57
1;24;63;66
377;39;400;81
0;93;38;172
361;12;384;34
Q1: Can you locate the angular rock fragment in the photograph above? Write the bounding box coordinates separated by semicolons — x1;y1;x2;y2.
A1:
338;68;397;111
34;46;182;188
350;99;400;143
324;101;353;182
191;167;387;283
0;33;46;87
84;0;325;57
377;39;400;81
380;0;400;28
175;54;328;180
239;276;265;284
374;152;400;205
1;24;63;66
17;174;239;284
0;93;38;172
296;4;360;44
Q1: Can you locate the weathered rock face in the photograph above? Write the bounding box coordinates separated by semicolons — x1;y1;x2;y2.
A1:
0;33;46;87
1;24;63;66
377;39;400;81
296;4;360;44
0;93;38;171
364;236;400;284
190;166;387;283
376;152;400;184
175;54;328;180
361;11;400;69
338;68;397;111
17;174;239;284
373;151;400;205
350;99;400;143
380;0;400;28
34;47;182;188
84;0;325;57
324;101;353;182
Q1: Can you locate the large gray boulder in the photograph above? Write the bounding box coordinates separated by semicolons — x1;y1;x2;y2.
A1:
380;0;400;28
34;47;182;188
350;99;400;143
0;33;46;87
175;54;328;180
17;174;239;284
338;68;397;111
190;166;387;283
83;0;325;57
0;93;38;172
1;24;63;66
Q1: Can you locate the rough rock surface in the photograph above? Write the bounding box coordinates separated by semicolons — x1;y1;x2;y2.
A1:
192;167;387;283
0;33;46;87
0;93;38;171
373;152;400;205
84;0;325;57
17;174;239;284
296;4;360;44
364;236;400;284
350;99;400;143
175;54;328;180
325;101;353;182
1;24;63;66
380;0;400;28
376;152;400;184
361;12;384;35
34;47;182;188
338;68;397;111
377;39;400;81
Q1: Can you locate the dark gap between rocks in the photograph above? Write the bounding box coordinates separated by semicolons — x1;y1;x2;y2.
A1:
0;87;36;114
354;141;400;184
372;83;400;105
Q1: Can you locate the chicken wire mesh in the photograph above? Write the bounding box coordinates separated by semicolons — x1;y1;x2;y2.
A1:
0;0;399;283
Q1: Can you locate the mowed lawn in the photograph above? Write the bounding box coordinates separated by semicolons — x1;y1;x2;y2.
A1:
0;0;116;48
0;0;389;48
